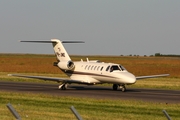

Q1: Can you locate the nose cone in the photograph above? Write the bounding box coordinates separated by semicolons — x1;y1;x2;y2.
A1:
128;74;136;84
123;72;136;84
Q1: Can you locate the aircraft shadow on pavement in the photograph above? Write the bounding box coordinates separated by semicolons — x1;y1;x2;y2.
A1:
68;85;141;92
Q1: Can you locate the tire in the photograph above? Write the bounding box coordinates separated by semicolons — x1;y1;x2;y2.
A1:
113;84;119;90
61;84;67;90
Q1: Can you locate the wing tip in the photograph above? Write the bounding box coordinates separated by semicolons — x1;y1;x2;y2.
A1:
7;74;12;76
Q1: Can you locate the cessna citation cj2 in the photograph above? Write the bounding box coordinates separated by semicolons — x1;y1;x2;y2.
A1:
9;39;169;92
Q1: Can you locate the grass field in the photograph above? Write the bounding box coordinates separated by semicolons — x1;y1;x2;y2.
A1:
0;54;180;119
1;54;180;90
1;91;180;120
1;54;180;77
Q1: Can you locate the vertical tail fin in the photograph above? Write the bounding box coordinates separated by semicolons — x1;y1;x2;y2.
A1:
51;39;71;62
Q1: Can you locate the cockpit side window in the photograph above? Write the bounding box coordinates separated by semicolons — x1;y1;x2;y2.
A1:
114;66;120;70
110;65;121;72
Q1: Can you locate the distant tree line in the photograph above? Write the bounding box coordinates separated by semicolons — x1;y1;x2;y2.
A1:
119;53;180;57
155;53;180;57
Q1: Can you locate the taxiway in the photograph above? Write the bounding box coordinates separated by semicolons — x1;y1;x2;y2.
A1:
0;81;180;103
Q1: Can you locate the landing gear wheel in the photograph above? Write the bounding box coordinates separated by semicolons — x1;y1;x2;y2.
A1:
61;84;67;90
121;85;126;92
59;83;67;90
113;84;119;90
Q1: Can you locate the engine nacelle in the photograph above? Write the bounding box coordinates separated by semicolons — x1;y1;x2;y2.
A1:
57;61;75;70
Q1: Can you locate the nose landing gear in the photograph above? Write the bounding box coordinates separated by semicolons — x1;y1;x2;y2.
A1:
112;84;126;92
120;85;126;92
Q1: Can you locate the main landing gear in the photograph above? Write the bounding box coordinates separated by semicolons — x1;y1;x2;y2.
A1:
112;84;126;92
59;83;68;90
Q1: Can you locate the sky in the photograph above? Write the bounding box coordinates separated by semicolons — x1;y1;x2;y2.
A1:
0;0;180;56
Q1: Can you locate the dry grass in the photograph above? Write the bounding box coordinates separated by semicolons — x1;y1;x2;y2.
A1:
1;54;180;78
0;54;58;74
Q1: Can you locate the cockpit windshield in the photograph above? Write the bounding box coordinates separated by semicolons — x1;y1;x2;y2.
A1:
119;65;126;71
110;65;126;72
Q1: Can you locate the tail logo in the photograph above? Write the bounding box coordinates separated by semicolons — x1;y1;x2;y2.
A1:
56;48;65;57
56;52;60;57
61;53;65;57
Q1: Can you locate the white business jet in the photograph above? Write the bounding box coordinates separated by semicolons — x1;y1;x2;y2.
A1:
9;39;169;92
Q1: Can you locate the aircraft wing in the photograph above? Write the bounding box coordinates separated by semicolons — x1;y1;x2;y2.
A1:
8;74;89;84
136;74;169;80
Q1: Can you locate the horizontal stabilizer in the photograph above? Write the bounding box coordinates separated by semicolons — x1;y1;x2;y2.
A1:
20;40;84;43
62;41;85;43
20;41;54;43
20;39;84;62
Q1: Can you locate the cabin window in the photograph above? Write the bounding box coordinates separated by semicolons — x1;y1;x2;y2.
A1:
97;66;100;71
94;66;97;70
106;66;110;71
88;65;91;70
85;65;88;70
100;67;104;71
91;66;94;70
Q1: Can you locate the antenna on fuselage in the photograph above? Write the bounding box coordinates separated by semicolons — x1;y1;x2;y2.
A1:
86;58;89;62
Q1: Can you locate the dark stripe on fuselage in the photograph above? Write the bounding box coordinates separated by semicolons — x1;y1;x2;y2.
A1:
64;70;118;79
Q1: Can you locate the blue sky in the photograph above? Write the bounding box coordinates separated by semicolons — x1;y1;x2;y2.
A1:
0;0;180;56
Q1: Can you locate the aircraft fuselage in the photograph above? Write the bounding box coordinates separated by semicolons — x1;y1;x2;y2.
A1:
60;61;136;85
